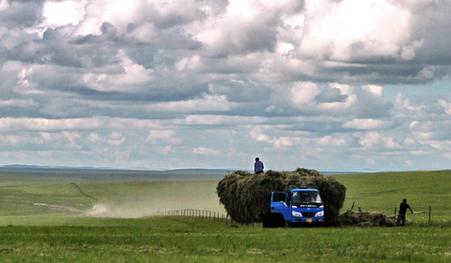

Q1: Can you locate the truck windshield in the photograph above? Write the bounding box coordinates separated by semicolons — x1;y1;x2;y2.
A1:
292;191;322;204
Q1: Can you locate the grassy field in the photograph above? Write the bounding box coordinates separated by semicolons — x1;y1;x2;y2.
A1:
0;217;450;262
0;170;450;262
337;170;451;223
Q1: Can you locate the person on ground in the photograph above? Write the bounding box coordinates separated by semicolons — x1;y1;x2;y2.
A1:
254;157;264;174
397;198;413;226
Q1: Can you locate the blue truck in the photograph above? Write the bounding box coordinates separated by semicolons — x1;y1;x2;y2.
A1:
263;187;325;227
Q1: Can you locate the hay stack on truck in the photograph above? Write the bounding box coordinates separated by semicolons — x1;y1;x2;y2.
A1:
217;169;345;226
264;187;324;227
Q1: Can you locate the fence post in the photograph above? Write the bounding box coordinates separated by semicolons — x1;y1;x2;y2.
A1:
394;207;397;217
428;206;432;225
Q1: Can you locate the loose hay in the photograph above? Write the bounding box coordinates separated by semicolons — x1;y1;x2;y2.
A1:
216;168;346;224
336;210;396;226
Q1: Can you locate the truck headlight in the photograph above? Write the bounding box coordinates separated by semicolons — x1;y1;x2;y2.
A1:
315;211;324;217
292;211;302;217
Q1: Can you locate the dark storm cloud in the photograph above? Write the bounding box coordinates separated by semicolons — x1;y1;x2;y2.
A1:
0;0;43;27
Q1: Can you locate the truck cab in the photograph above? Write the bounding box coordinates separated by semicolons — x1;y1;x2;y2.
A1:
264;188;324;227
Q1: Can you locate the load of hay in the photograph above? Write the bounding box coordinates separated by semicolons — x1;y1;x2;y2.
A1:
216;168;346;224
336;210;396;226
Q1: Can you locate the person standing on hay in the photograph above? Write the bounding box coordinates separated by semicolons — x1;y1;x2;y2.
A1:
397;198;413;226
254;157;264;174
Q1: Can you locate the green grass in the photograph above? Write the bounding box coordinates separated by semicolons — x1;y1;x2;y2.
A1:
335;170;451;223
0;217;450;262
0;170;450;262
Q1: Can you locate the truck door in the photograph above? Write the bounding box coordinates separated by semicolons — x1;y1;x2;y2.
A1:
271;192;290;220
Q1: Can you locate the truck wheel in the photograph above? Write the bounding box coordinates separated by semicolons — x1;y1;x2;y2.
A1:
274;215;286;228
262;216;274;228
263;214;285;228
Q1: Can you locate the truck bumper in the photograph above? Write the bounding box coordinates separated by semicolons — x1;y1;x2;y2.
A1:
291;216;324;224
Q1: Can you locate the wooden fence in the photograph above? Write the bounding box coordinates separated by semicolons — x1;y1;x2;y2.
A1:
154;206;450;226
153;209;232;224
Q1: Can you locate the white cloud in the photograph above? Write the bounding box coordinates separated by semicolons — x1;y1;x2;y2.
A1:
290;82;319;106
0;0;9;12
396;93;425;114
106;118;161;130
43;0;86;28
0;118;102;131
107;131;125;146
343;119;393;130
362;85;383;97
359;132;401;150
124;22;157;44
299;0;412;61
1;0;451;170
183;115;262;126
175;55;201;71
0;135;26;145
87;132;100;143
62;131;80;145
191;0;284;55
160;145;175;154
439;99;451;115
73;0;143;35
249;127;298;150
150;94;230;112
249;127;271;142
271;137;296;150
316;135;347;147
0;99;35;107
192;146;220;156
146;130;181;145
82;50;153;91
318;94;357;112
410;120;451;141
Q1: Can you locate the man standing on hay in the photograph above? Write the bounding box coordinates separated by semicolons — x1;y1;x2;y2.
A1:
254;157;264;174
397;198;413;226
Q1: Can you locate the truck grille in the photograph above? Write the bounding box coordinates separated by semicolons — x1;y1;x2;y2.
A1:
302;212;316;217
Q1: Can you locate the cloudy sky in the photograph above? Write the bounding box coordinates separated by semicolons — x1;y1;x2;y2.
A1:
0;0;450;171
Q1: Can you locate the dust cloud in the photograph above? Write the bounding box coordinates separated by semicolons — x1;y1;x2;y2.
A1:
80;181;225;218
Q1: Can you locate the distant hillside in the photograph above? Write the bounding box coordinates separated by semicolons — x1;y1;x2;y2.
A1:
0;165;231;181
0;164;356;181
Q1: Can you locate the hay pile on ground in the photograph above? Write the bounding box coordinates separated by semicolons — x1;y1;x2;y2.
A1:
336;210;396;226
216;168;346;224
